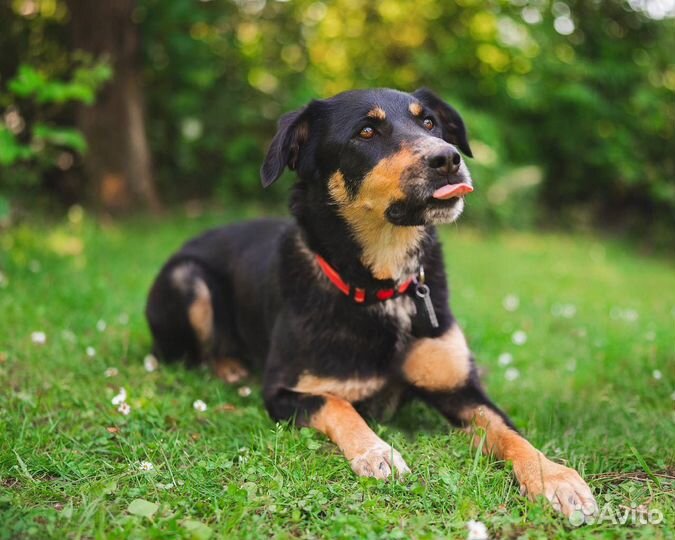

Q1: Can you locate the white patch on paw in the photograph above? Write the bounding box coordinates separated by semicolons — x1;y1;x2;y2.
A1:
350;443;410;480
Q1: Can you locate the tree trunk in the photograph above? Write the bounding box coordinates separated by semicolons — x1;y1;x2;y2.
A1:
66;0;161;213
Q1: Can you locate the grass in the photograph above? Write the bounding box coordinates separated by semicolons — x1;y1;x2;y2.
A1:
0;207;673;539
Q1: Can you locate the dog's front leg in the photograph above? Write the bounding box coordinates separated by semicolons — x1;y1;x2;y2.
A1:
264;387;409;479
402;323;598;519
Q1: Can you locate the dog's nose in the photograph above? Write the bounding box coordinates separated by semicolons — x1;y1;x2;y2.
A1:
427;148;461;175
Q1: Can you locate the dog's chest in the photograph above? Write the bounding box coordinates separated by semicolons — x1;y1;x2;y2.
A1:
370;293;417;336
294;296;417;402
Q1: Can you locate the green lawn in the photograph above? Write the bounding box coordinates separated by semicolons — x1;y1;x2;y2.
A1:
1;209;673;539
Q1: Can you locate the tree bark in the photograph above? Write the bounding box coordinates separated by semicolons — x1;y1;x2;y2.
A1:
66;0;161;213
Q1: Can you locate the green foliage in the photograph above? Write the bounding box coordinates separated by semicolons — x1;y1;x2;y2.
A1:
127;499;159;519
0;126;33;166
8;62;111;105
1;0;674;236
0;56;110;216
33;123;87;153
0;2;112;213
0;59;110;169
135;0;674;234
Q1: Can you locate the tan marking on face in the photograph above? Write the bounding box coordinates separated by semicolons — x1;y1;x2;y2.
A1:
409;102;423;117
328;150;425;280
367;106;386;120
294;373;386;403
402;324;471;390
188;279;213;344
212;357;248;384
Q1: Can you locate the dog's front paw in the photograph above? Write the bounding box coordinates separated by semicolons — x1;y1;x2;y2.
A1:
350;443;410;480
515;456;597;520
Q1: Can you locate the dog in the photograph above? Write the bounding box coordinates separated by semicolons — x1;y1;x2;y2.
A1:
146;88;597;520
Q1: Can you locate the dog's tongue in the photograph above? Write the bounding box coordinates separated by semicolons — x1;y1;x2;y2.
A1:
432;182;474;200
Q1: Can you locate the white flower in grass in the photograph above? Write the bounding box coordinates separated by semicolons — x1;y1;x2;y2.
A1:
552;303;577;318
505;367;520;381
511;330;527;346
96;319;107;332
610;307;639;322
31;331;47;345
502;294;520;312
138;461;154;472
466;520;488;540
498;352;513;366
238;386;252;397
86;346;96;358
144;354;159;372
562;304;577;318
62;330;77;343
117;402;131;415
193;399;208;412
623;309;639;322
104;367;119;378
112;388;127;405
652;370;662;381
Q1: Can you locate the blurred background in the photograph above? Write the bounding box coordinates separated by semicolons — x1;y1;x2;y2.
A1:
0;0;673;245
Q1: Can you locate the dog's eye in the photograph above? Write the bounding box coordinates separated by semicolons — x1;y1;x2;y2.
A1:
358;126;376;139
423;118;435;130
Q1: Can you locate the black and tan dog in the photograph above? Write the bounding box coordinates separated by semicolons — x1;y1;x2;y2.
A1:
146;88;597;519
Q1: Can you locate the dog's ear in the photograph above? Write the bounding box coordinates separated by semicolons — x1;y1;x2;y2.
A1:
260;106;311;187
412;88;473;158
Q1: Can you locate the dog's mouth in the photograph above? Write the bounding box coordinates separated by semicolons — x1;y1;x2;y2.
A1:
422;168;474;203
424;180;473;211
385;174;474;226
431;182;473;200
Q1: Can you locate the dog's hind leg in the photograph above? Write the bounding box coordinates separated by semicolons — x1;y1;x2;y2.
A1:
212;357;249;384
146;261;247;380
146;262;201;365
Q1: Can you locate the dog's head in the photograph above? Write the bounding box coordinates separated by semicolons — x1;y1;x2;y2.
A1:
261;88;473;228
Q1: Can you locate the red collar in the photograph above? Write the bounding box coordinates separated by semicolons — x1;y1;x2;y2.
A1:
315;254;413;304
